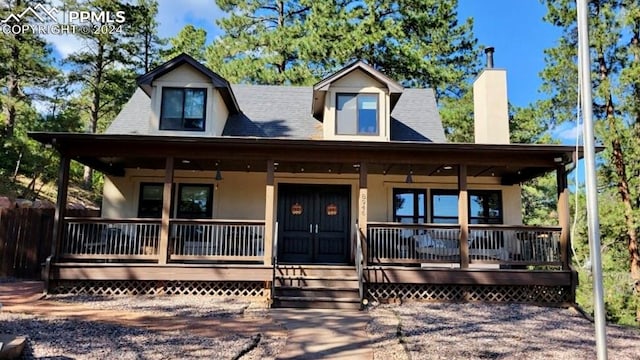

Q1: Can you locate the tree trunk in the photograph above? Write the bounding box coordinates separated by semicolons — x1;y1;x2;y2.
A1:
83;42;105;190
599;49;640;320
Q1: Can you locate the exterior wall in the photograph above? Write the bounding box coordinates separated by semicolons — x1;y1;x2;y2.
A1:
102;171;522;225
323;69;390;142
473;69;510;144
366;174;522;224
102;169;266;220
148;64;228;137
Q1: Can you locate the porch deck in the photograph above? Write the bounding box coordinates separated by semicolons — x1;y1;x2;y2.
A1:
46;217;575;303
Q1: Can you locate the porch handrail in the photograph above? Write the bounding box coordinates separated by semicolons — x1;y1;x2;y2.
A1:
355;223;364;306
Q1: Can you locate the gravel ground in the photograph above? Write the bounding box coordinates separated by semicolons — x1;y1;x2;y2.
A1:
367;302;640;360
5;288;640;359
1;294;285;360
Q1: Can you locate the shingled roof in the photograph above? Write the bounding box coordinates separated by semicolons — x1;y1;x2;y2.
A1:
108;85;446;142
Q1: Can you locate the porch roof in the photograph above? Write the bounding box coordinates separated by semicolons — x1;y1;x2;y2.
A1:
29;132;588;185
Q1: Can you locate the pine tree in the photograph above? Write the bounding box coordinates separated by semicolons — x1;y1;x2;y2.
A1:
162;25;207;62
63;0;139;189
540;0;640;323
0;0;58;139
125;0;165;73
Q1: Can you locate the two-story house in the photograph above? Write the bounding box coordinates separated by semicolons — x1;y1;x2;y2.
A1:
31;53;579;309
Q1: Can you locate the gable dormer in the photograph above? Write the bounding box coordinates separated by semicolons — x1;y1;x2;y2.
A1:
136;54;239;137
312;61;403;141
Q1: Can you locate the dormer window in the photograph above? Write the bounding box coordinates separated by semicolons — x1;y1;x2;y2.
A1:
336;93;378;135
160;88;207;131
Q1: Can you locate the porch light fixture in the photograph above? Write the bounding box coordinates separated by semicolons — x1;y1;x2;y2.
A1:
405;169;414;183
215;169;223;181
443;165;453;170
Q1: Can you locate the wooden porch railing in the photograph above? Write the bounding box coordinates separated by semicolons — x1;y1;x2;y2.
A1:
367;222;563;267
170;219;265;262
62;218;161;260
60;218;265;263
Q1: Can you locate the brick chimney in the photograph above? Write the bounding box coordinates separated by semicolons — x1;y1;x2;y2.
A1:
473;47;510;144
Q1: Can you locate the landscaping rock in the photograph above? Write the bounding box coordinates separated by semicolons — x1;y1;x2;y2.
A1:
0;335;27;360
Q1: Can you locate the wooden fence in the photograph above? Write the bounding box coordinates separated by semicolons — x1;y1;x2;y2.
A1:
0;208;98;279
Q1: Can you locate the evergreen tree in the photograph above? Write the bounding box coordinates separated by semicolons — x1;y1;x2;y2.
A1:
64;0;139;189
540;0;640;323
126;0;165;73
206;0;481;139
162;25;207;62
0;0;58;139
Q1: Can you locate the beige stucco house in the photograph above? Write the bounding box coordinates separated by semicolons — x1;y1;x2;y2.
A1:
31;53;579;308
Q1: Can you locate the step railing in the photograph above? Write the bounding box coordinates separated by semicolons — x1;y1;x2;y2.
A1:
355;223;364;305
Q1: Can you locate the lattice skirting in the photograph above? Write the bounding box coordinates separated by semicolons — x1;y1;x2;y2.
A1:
367;283;573;304
50;280;266;298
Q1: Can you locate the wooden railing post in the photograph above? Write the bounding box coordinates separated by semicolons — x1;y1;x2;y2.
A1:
158;157;174;265
263;159;275;266
358;162;368;263
557;165;571;270
458;164;469;268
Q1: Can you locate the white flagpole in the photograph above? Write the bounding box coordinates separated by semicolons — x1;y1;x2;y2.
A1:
576;0;608;358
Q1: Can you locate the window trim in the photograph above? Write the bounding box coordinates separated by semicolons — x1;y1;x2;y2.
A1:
429;189;504;224
159;87;207;132
335;92;380;136
176;183;213;219
393;188;426;223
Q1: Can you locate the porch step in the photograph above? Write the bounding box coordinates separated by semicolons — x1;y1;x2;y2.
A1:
273;265;361;310
276;286;360;299
273;296;361;310
276;265;356;277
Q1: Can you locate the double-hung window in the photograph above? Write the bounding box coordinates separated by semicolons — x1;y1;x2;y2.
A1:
177;184;213;219
138;183;164;218
160;88;206;131
336;93;378;135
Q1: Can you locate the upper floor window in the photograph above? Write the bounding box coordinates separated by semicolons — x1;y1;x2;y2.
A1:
160;88;206;131
336;93;378;135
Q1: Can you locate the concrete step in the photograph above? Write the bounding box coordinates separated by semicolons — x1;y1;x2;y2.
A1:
275;286;360;299
273;296;362;310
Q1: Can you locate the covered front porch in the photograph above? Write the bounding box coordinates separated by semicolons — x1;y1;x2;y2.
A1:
31;132;578;303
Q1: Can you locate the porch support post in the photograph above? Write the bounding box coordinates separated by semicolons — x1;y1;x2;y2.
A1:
45;155;70;294
458;164;470;268
158;157;174;265
358;162;368;265
264;159;275;266
557;165;571;270
51;155;70;261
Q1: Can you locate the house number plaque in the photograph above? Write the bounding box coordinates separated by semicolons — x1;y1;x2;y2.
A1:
291;202;303;215
326;203;338;216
